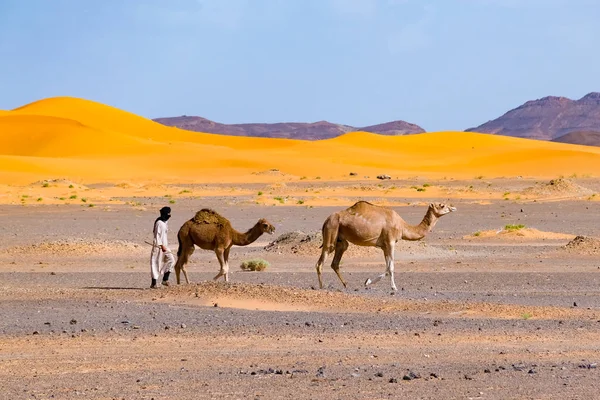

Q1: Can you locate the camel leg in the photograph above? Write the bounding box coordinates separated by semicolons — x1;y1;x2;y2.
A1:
213;248;227;281
387;243;397;291
316;215;340;289
223;247;231;283
331;239;349;288
365;245;394;288
315;248;330;289
175;239;195;285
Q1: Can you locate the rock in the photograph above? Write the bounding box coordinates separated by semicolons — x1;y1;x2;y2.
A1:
351;373;360;378
180;323;187;329
70;319;77;325
375;372;384;377
316;366;326;378
349;172;358;176
377;174;391;180
389;377;398;383
32;331;39;335
484;369;491;373
403;371;420;380
512;364;526;371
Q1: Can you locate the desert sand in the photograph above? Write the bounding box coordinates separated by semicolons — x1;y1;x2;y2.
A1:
1;98;600;399
1;97;600;186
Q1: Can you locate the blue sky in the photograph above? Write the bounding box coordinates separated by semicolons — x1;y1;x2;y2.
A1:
0;0;598;131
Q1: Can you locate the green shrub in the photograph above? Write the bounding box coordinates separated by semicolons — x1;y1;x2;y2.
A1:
504;224;525;231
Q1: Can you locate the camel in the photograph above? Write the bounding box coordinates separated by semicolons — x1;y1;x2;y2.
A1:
174;209;275;284
315;201;456;291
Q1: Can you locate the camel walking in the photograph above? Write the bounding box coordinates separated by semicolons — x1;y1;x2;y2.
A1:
174;209;275;284
315;201;456;291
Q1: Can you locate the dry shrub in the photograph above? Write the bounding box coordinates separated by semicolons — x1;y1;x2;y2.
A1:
240;258;270;271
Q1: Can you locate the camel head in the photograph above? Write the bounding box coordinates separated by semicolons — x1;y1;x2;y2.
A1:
429;202;456;217
257;218;276;235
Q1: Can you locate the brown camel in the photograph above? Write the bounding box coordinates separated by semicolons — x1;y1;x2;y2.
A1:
315;201;456;291
174;209;275;284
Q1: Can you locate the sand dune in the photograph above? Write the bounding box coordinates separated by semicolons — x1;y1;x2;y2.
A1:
1;96;600;184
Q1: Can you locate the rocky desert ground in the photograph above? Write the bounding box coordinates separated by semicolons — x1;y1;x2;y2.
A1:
1;177;600;399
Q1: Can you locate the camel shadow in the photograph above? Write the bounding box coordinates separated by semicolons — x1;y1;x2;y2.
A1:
82;286;146;291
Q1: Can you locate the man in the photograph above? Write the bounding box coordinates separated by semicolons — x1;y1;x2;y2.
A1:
150;206;175;288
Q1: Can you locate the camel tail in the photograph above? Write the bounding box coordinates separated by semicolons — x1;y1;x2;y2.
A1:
177;231;183;258
321;214;340;253
177;221;190;258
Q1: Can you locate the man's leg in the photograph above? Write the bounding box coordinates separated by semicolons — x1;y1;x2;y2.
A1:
161;251;175;286
150;250;160;288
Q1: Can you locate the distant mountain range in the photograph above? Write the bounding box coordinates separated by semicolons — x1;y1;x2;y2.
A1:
154;92;600;146
153;116;425;140
466;92;600;145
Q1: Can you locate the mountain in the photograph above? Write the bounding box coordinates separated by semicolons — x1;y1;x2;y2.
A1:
152;116;425;140
552;131;600;147
466;92;600;141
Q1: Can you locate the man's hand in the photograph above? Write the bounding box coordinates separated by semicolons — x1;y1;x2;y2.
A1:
161;245;168;253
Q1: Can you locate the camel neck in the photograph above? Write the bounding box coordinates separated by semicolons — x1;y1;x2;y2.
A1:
232;223;263;246
403;207;438;240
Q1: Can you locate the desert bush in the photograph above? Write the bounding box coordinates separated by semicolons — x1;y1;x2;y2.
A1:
504;224;525;231
240;258;270;272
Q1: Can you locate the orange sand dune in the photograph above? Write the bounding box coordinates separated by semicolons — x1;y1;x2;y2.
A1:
1;96;600;185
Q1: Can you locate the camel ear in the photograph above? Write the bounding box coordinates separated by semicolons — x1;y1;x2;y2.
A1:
429;203;434;208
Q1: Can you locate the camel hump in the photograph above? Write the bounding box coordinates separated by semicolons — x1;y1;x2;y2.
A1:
192;208;230;226
347;200;378;213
